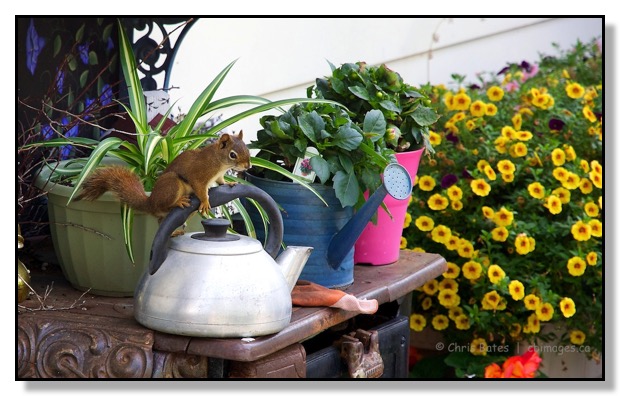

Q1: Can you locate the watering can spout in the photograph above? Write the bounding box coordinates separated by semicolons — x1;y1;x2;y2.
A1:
327;163;412;270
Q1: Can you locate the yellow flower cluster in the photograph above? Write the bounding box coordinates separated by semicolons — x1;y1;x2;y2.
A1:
404;38;602;357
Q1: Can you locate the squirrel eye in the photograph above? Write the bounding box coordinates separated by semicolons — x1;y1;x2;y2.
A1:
229;151;238;159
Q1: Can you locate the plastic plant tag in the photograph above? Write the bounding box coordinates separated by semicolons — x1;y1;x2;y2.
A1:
292;147;319;183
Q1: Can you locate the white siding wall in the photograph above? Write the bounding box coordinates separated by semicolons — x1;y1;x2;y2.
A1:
168;17;602;141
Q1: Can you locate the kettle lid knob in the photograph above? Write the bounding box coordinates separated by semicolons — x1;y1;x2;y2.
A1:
191;218;241;242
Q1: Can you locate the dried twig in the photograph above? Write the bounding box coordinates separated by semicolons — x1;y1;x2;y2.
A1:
17;276;92;314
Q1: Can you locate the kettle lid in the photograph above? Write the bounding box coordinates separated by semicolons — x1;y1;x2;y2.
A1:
169;218;263;256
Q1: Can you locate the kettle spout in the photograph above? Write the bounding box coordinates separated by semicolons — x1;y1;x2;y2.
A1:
276;246;313;292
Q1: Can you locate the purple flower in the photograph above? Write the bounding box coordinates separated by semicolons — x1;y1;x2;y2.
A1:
59;118;79;159
548;118;565;131
446;132;459;144
100;84;113;106
41;124;54;140
26;18;46;75
78;43;89;64
440;174;458;189
497;66;510;75
84;98;95;120
461;168;474;180
520;61;532;73
106;37;114;52
56;69;65;94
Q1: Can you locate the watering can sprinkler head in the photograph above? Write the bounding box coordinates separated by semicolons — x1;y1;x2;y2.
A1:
327;163;412;269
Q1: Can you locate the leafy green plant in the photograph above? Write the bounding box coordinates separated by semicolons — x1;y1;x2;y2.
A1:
25;19;339;261
249;101;391;209
404;37;602;363
312;61;439;154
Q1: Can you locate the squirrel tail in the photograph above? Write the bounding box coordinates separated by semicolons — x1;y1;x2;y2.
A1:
75;166;151;212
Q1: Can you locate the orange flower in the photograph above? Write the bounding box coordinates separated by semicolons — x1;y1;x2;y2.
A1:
484;347;542;378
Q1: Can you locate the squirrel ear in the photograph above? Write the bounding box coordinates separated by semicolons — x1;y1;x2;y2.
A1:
238;130;244;140
218;133;231;149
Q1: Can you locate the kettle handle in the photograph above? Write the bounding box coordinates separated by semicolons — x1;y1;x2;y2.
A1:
149;183;284;275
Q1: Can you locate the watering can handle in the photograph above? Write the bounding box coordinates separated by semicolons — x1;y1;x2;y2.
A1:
149;183;284;275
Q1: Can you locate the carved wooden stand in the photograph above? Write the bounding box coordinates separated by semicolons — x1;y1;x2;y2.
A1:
17;251;446;379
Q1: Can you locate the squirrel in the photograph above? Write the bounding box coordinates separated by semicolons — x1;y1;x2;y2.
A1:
75;132;251;221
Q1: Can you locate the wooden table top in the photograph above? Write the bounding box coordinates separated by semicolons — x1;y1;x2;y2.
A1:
19;250;446;363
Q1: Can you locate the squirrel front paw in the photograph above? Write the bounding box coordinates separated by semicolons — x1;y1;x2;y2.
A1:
198;200;211;216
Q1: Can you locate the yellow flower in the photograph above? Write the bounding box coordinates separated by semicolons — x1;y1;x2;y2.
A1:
509;280;525;300
516;130;533;141
462;260;482;280
493;207;514;227
564;145;576;161
469;100;486;117
428;193;449;211
451;200;463;211
589;219;602;237
451;111;467;122
501;173;514;183
509;142;528;158
470;338;488;356
561;171;580;190
443;92;455;110
512;113;522;131
445;236;459;251
470;178;491;197
482;290;501;310
415;215;435;231
589;170;602;189
515;233;533;255
496;159;515;175
437;289;460;308
410;314;427;331
565;82;585;99
422;297;432;310
544;195;563;215
477;159;491;172
552;187;571;204
485;103;498;116
487;85;504;102
580;159;591;173
403;212;412;228
429;130;442;146
559;297;576;318
418;175;436;191
483;165;497;181
432;314;450;331
455;314;471;330
567;256;587;277
532;93;553;109
551;148;566;166
524;294;541;310
431;225;452;244
552;166;568;182
585;202;600;217
536;302;554;322
571;220;591;241
569;330;586;345
491;226;509;242
510;323;522;338
400;236;407;249
422;279;439;295
447;185;463;201
494;136;510;154
586;252;598;266
525;313;541;334
453;92;472;111
501;126;517;140
438;278;458;292
443;262;461;279
448;306;463;321
457;239;475;258
582;105;597;123
591;160;602;174
579;178;594;194
487;264;506;284
527;182;545;199
482;206;495;219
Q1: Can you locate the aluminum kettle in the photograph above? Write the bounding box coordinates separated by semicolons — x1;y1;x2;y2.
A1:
133;184;313;338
